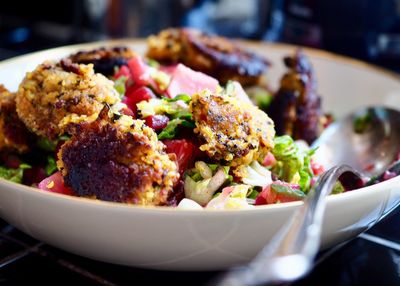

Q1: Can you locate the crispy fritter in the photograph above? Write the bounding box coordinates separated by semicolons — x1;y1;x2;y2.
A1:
16;59;121;139
190;90;275;169
57;108;179;205
268;50;322;144
147;28;270;86
69;46;135;76
0;85;34;153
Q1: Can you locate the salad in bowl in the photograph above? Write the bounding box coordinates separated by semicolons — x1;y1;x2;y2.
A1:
0;28;336;210
0;29;399;271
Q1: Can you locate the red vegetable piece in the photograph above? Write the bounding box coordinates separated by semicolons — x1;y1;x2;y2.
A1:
1;154;21;169
166;64;219;98
114;65;131;79
262;152;276;167
127;55;151;86
23;166;47;186
311;160;325;176
163;139;197;175
38;172;74;196
145;115;169;130
123;86;156;114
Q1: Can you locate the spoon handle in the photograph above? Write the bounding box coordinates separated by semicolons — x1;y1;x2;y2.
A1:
217;165;362;286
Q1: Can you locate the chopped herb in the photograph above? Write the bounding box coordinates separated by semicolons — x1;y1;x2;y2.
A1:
158;119;183;140
164;94;192;103
0;163;31;184
45;156;58;176
113;76;127;99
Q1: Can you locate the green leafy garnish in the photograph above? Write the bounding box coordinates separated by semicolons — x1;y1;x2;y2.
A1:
37;135;71;152
0;164;31;184
272;135;315;192
158;119;194;140
45;156;58;176
37;138;58;152
270;183;306;199
113;76;127;99
247;187;260;199
137;98;191;119
163;94;191;103
332;181;345;194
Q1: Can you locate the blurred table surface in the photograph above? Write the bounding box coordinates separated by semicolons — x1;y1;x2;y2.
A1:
0;45;399;286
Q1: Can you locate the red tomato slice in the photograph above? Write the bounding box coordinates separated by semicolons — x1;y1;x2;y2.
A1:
127;55;151;86
38;172;74;196
114;65;131;79
162;139;197;175
166;64;219;98
145;115;169;130
123;86;156;114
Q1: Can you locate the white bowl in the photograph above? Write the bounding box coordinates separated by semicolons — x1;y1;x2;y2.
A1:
0;41;399;271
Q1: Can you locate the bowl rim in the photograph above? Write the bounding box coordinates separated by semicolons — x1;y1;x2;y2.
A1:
0;174;398;214
0;39;399;214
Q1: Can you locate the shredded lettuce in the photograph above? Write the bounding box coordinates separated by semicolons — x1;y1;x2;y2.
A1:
184;162;230;205
270;183;306;200
271;135;315;192
206;185;253;210
164;94;191;103
137;97;191;119
240;160;272;187
157;118;195;140
0;163;31;184
113;76;127;99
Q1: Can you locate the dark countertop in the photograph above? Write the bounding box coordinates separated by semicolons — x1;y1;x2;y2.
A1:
0;206;399;286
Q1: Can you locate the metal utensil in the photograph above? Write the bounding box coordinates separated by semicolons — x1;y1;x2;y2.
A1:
312;106;400;177
216;165;364;286
216;107;400;286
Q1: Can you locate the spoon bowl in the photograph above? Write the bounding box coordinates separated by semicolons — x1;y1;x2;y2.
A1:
312;107;400;176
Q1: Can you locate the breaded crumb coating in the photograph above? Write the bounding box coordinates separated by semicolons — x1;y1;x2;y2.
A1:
57;108;179;206
16;59;121;139
190;89;275;170
69;46;135;76
147;28;270;86
0;85;34;153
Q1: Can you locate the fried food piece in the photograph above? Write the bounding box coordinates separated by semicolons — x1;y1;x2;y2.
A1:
147;28;270;86
16;59;121;139
0;85;34;153
190;90;275;169
69;46;135;76
268;50;322;144
57;108;179;205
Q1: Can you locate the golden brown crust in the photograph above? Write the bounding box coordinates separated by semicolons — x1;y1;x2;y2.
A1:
147;28;270;86
57;108;179;205
15;60;121;139
268;50;322;144
190;90;275;169
69;46;135;76
0;85;34;153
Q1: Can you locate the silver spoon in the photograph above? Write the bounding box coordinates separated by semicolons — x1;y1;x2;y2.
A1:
312;106;400;177
216;106;400;285
217;165;364;286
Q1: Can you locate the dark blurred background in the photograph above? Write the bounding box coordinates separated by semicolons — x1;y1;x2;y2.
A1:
1;0;400;72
